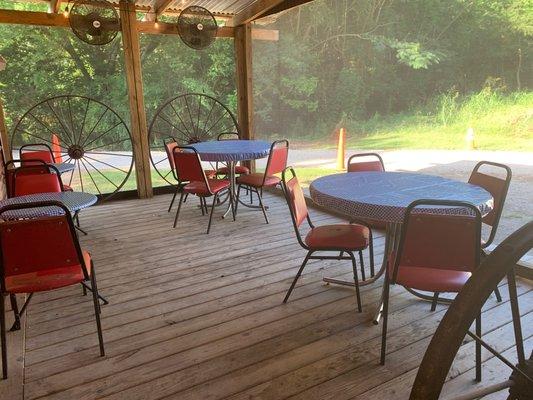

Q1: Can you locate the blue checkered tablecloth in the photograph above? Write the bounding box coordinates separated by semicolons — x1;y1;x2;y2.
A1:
0;192;97;219
310;171;493;224
187;140;271;162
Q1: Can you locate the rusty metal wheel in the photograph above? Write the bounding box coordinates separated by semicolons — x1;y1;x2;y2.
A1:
11;95;134;201
410;221;533;400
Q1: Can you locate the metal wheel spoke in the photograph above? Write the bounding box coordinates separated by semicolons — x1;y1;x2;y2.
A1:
79;107;109;147
83;155;129;174
44;102;75;146
204;109;229;137
83;157;120;189
77;159;84;192
169;103;195;137
18;129;64;148
77;97;91;146
153;158;166;166
183;96;197;137
80;158;102;195
85;136;130;152
82;121;124;149
84;150;133;158
157;112;191;139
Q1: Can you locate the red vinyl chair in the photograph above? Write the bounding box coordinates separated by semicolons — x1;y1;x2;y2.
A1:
215;132;250;176
0;201;105;379
172;146;232;234
281;167;372;312
468;161;512;302
12;163;64;197
164;137;216;213
347;153;386;230
19;143;56;164
235;140;289;224
380;199;482;380
347;152;385;172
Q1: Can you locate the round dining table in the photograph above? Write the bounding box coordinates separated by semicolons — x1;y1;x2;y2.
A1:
0;192;98;220
310;171;493;321
187;140;271;218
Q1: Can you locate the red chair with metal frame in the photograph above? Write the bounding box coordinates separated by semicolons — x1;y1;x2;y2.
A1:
12;163;64;197
380;199;482;381
0;201;105;379
215;132;250;176
164;137;216;213
235;140;289;224
281;167;369;312
468;161;511;302
19;143;56;164
4;159;49;198
347;152;385;172
172;146;233;234
347;152;386;230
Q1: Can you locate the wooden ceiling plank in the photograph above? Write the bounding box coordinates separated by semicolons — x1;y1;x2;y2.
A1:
0;9;69;27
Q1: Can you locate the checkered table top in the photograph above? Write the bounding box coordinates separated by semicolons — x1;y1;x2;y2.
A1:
187;140;271;162
0;192;97;219
310;171;494;224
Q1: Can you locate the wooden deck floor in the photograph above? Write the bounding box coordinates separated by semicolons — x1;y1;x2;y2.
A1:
1;192;531;400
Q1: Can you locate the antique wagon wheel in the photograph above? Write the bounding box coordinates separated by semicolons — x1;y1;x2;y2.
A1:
148;93;240;184
11;95;134;201
410;221;533;400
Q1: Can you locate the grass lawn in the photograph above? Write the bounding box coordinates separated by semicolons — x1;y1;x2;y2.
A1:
301;91;533;151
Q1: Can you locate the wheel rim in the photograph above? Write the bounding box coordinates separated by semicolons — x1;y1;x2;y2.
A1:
11;95;134;201
148;93;240;185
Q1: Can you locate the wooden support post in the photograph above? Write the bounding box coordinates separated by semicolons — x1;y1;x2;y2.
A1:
234;23;254;169
120;0;153;198
0;97;10;164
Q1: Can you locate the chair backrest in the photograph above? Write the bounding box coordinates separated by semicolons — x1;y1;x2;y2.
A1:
281;167;311;247
20;143;55;164
173;146;209;188
217;132;240;141
392;200;481;283
468;161;511;246
163;137;179;172
13;164;63;196
0;202;88;287
347;153;385;172
265;140;289;178
4;159;46;197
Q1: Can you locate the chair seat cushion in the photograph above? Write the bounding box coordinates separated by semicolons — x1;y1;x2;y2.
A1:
184;179;230;195
305;224;370;250
216;165;250;175
5;251;92;293
237;173;280;188
390;265;471;293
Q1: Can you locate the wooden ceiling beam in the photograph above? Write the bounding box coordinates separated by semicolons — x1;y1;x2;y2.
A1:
152;0;174;17
0;9;69;27
254;0;313;20
231;0;286;26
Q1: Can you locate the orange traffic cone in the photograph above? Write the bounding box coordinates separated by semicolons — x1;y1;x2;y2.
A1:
52;134;62;162
336;127;346;171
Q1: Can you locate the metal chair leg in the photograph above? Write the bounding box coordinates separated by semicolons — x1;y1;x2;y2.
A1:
235;184;242;216
358;250;366;281
475;314;482;382
380;274;391;365
0;294;7;379
494;287;503;302
168;186;179;212
183;193;188;203
430;292;439;311
89;262;105;356
369;231;375;277
349;252;362;312
9;294;20;332
283;252;312;303
206;193;219;234
256;189;269;224
173;192;185;228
